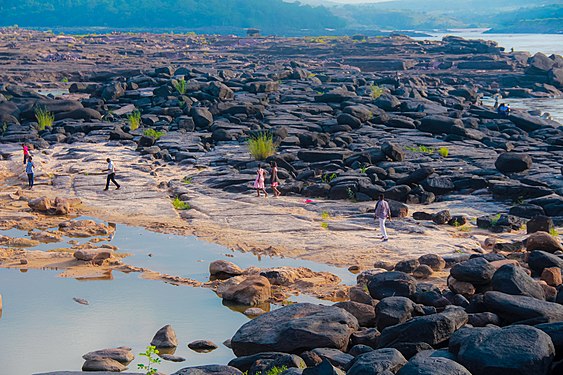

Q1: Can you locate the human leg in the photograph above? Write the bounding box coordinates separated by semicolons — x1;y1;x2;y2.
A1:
379;218;388;240
110;173;120;188
27;173;34;188
104;175;111;190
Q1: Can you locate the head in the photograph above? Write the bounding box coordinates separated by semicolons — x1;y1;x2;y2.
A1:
378;194;384;201
21;143;25;148
106;158;111;163
28;156;32;162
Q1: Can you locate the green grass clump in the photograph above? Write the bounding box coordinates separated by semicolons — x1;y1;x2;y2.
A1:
321;211;330;220
172;197;190;210
369;85;385;99
266;366;288;375
490;213;502;226
128;110;141;130
248;132;276;161
182;176;193;184
173;78;187;95
549;227;560;237
143;128;165;140
438;147;449;158
405;145;435;154
35;107;54;130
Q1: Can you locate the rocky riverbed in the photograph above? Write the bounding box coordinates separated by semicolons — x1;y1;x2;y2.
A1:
1;28;563;374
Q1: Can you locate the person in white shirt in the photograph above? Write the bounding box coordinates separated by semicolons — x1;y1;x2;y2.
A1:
374;194;391;241
103;158;120;191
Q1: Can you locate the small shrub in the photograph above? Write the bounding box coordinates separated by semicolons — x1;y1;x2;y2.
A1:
172;197;190;210
359;164;369;173
438;147;449;158
173;78;187;95
321;211;330;220
266;366;288;375
138;345;161;375
1;122;7;134
458;225;471;232
143;128;165;140
549;227;560;237
369;85;385;99
321;173;337;183
347;187;356;201
128;110;141;131
35;107;54;130
248;132;276;161
321;222;329;230
490;213;502;227
182;176;193;184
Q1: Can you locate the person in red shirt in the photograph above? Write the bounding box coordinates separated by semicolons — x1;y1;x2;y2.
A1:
22;144;30;165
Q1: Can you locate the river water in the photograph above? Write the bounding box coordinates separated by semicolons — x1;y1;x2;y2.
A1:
0;220;352;374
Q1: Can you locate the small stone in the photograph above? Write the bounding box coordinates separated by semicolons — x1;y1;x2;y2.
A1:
161;354;186;362
412;265;433;279
418;254;446;271
20;259;28;265
538;281;558;301
374;261;395;271
188;340;218;352
244;307;267;317
447;277;476;297
540;267;563;287
150;325;178;348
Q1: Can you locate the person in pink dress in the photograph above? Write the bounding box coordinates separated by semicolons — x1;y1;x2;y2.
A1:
22;144;30;165
254;164;268;197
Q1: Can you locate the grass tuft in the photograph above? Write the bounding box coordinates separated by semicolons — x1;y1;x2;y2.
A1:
173;78;187;95
549;227;560;237
438;147;449;158
172;197;190;210
248;132;276;161
143;128;165;140
128;110;141;131
369;85;385;99
35;107;54;130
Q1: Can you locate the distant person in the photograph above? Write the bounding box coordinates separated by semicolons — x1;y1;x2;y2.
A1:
493;93;502;109
253;164;268;198
374;194;391;242
22;143;30;165
103;158;120;191
25;156;35;189
270;161;281;197
497;102;510;117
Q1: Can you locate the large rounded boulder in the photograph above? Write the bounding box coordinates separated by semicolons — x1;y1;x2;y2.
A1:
450;325;555;375
367;271;417;300
491;264;545;300
397;355;471;375
230;303;359;356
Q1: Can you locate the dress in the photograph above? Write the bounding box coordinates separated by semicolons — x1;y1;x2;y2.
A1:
254;168;265;189
270;166;279;187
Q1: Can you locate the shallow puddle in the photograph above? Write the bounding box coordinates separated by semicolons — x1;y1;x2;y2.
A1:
0;218;351;373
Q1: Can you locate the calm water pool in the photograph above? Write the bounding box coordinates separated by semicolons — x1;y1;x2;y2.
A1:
0;219;350;374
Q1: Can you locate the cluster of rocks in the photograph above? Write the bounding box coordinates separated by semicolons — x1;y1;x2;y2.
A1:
1;32;562;225
159;232;563;375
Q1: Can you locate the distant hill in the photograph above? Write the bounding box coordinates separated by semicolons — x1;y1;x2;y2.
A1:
0;0;345;34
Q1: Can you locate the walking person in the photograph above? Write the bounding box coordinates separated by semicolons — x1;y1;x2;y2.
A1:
374;194;391;241
103;158;120;191
253;164;268;198
270;161;281;197
22;143;30;165
25;156;35;189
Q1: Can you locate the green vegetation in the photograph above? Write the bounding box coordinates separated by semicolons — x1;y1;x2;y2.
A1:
34;107;54;130
359;164;369;174
405;145;435;154
0;0;344;32
143;128;165;140
321;211;330;220
266;366;288;375
182;176;193;184
137;346;160;375
173;78;187;95
172;197;190;210
321;173;337;184
550;227;560;237
248;132;276;161
347;187;356;201
127;110;141;131
490;213;502;227
369;85;384;100
438;147;449;158
1;122;7;135
61;77;69;83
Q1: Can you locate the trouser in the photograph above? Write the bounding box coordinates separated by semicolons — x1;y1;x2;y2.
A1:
378;218;388;239
27;173;34;188
105;173;120;189
23;154;29;164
